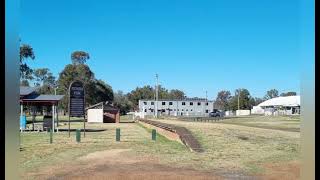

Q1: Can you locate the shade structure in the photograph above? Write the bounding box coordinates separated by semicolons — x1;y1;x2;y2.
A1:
258;96;300;107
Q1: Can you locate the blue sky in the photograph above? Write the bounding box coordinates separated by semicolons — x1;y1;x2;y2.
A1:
21;0;303;100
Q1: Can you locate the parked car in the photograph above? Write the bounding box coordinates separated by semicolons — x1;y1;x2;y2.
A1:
209;109;223;117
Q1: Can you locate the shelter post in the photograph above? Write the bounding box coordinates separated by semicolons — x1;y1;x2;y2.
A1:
32;106;36;131
52;104;55;132
20;104;23;116
56;104;59;127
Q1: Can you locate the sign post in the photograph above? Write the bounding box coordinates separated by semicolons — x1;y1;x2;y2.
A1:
68;81;86;137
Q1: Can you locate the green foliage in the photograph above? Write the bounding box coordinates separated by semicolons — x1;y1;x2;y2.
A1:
127;85;186;109
91;79;114;103
57;64;95;109
113;91;134;115
71;51;90;65
20;44;35;80
127;85;155;108
33;68;56;86
57;64;113;110
264;89;279;100
20;80;30;87
168;89;185;99
254;97;264;105
280;92;297;97
214;90;231;110
228;89;253;111
37;84;55;95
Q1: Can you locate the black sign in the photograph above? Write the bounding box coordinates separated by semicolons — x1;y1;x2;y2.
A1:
69;81;85;117
43;115;53;130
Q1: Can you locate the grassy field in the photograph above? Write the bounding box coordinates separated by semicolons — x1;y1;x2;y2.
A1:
20;115;300;179
175;115;300;132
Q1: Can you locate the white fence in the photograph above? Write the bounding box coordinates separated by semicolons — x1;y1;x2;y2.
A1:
251;106;265;114
236;110;251;116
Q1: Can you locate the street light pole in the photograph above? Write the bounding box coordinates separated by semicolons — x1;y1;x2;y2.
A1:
155;74;159;118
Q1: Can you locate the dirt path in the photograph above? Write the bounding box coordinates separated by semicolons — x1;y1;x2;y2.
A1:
25;149;299;180
26;149;223;180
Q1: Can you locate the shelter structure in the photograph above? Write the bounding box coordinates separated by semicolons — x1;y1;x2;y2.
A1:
86;102;120;123
20;86;64;131
252;95;300;116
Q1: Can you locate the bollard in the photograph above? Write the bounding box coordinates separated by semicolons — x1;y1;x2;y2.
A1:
152;129;156;141
76;129;81;143
116;128;120;141
49;128;53;144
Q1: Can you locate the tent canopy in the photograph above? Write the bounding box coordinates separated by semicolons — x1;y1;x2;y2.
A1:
258;96;300;107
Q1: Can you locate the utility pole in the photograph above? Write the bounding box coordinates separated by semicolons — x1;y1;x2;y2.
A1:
238;88;241;110
206;91;208;103
155;74;159;118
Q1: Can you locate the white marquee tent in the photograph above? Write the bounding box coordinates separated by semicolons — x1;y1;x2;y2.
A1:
251;96;300;115
258;96;300;107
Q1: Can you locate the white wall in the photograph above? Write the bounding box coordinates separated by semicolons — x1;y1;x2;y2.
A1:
225;111;234;116
88;109;103;123
236;110;251;116
251;106;264;114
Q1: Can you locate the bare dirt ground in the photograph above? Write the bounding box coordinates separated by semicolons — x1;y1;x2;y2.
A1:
25;148;299;180
255;161;300;180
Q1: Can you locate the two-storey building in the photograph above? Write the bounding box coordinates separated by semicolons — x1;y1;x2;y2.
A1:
139;98;214;117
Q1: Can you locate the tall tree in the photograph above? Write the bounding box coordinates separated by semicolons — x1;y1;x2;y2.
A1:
33;68;55;86
20;80;30;87
214;90;231;110
20;44;35;80
280;91;297;96
264;89;279;100
229;89;252;110
168;89;185;99
71;51;90;65
57;64;95;109
158;85;170;99
253;97;264;106
113;91;133;115
91;79;114;103
127;85;155;108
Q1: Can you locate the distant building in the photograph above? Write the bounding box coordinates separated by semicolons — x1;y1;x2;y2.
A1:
139;98;214;117
251;95;300;116
86;102;120;123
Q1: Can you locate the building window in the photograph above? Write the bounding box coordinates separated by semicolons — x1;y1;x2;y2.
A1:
191;109;193;111
169;102;173;105
144;102;147;105
144;109;147;112
162;102;166;105
177;109;179;111
206;110;209;113
173;109;176;111
197;102;201;106
190;102;193;106
162;109;165;112
151;102;154;105
182;102;186;105
182;109;184;111
150;109;154;112
206;102;208;106
186;109;188;111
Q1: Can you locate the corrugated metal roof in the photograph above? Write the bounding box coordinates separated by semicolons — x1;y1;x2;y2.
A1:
22;95;64;101
86;102;119;111
20;86;38;96
103;104;119;111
